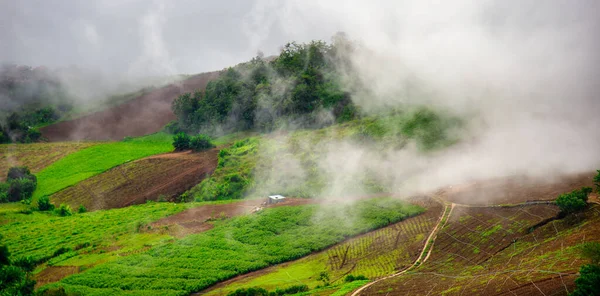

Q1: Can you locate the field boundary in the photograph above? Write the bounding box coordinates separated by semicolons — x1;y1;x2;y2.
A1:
350;197;451;296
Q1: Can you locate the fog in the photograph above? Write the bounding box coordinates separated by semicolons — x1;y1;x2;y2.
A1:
3;0;600;199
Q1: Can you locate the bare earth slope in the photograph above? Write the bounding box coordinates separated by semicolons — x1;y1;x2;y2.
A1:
51;149;218;211
40;71;221;141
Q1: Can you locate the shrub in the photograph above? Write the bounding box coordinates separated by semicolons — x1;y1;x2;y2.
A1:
345;274;368;282
0;183;8;203
7;166;36;183
556;187;592;215
77;205;87;214
189;134;215;151
172;132;191;151
37;195;55;211
7;178;36;202
571;264;600;296
56;204;72;217
274;285;309;295
227;287;269;296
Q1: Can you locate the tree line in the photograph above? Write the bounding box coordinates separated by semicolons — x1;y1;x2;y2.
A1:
168;37;357;136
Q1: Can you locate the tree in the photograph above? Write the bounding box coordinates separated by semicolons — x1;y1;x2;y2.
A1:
7;167;36;183
556;187;592;215
571;264;600;296
78;205;87;214
7;178;36;202
189;134;215;151
37;195;54;211
172;132;191;151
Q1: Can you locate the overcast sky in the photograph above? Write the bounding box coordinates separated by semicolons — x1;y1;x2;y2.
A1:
1;0;598;79
0;0;336;76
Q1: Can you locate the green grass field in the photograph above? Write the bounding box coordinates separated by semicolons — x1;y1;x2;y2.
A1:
41;198;423;295
33;133;173;198
205;201;442;295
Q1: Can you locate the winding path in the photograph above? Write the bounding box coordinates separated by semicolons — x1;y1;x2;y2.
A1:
350;199;454;296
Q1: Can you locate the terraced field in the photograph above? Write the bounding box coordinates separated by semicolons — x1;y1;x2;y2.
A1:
360;203;600;295
52;149;218;211
0;142;96;181
203;197;444;295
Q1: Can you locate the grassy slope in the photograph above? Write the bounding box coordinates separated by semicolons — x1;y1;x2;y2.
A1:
0;200;240;268
42;198;423;295
0;142;97;182
205;198;444;295
33;133;173;198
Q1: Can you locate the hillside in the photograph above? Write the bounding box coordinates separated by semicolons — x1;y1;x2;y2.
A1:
39;71;221;141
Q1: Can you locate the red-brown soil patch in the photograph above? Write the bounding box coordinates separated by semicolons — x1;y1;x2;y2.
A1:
52;149;218;211
40;71;221;141
439;171;595;205
34;266;80;288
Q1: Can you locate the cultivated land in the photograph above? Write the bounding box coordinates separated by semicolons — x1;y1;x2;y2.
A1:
203;197;444;295
360;204;600;295
40;71;221;141
32;133;173;199
0;142;96;181
39;198;423;295
51;149;218;211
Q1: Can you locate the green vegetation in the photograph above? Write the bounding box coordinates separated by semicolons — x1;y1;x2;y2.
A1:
42;198;422;295
227;285;309;296
204;207;438;296
172;132;215;152
556;187;592;215
191;138;259;201
171;39;355;136
0;166;37;203
0;201;193;269
37;195;54;211
33;133;172;199
572;242;600;296
0;235;35;296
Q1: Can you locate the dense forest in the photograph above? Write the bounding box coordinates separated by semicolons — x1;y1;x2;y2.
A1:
168;37;358;135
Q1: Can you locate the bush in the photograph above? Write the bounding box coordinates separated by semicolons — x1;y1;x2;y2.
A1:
189;134;215;151
77;205;87;214
227;287;269;296
556;187;592;215
345;274;368;282
56;204;72;217
7;178;36;202
172;132;191;151
571;264;600;296
7;166;36;183
0;183;9;203
581;242;600;265
274;285;309;295
37;195;55;211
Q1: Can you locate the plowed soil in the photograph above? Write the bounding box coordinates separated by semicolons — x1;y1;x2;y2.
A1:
438;172;595;205
51;149;219;211
40;71;221;141
361;204;600;295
